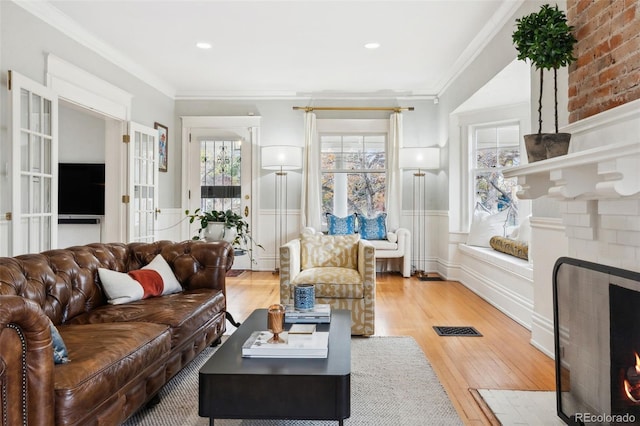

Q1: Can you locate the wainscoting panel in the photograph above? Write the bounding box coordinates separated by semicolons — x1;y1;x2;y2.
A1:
157;208;186;243
457;244;534;330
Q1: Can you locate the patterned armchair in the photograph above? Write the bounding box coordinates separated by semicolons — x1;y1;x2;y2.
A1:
279;232;376;336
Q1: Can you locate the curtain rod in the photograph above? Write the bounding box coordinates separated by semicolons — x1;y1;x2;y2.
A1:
292;106;414;113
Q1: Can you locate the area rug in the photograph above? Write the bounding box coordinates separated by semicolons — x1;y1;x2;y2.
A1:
124;336;462;425
473;389;563;426
226;269;246;277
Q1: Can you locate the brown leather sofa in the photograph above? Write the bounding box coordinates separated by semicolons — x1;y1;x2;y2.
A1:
0;240;234;426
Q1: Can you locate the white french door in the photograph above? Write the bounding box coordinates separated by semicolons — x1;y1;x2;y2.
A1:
10;71;58;255
128;122;159;242
187;127;254;270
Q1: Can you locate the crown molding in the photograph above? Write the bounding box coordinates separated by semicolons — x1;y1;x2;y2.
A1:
175;90;438;102
13;0;176;99
436;0;525;97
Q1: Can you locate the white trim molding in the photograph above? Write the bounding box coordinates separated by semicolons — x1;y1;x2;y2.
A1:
14;0;175;98
47;54;132;120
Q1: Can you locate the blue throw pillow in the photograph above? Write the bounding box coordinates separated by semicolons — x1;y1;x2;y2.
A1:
358;213;387;240
49;320;70;364
327;214;356;235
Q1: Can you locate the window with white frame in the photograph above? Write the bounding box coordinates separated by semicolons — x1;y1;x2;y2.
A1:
471;123;520;224
320;134;386;225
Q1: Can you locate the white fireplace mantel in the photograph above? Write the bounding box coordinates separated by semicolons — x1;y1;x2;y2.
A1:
503;140;640;200
504;99;640;201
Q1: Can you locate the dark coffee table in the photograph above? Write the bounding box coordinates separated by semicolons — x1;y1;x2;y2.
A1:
199;308;351;425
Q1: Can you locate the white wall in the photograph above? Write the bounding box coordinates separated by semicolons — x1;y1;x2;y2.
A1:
175;98;442;270
59;102;105;162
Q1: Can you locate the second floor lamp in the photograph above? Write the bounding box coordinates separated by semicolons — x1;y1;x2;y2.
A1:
261;145;303;272
399;147;440;280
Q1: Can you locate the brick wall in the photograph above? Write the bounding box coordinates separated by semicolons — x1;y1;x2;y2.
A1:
567;0;640;122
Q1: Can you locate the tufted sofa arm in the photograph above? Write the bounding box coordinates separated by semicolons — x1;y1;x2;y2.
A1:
128;240;234;293
0;295;56;426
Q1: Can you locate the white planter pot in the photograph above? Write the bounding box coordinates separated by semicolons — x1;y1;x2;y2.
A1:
203;223;237;244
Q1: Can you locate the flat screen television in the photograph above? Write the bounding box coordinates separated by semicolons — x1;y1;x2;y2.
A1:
58;163;106;216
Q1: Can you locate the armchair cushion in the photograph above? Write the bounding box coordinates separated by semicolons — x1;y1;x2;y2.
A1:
300;233;360;269
291;267;363;299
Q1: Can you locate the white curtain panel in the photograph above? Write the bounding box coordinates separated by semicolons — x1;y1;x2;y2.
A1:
386;113;402;231
300;112;322;230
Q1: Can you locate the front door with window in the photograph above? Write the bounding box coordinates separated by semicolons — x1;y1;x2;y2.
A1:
187;127;253;270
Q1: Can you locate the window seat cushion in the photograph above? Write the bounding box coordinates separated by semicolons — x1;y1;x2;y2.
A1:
489;236;529;260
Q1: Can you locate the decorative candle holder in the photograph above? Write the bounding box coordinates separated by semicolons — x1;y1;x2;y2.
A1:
267;304;285;343
294;284;315;311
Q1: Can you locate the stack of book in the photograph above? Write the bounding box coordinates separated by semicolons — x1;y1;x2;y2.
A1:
284;303;331;323
241;328;329;358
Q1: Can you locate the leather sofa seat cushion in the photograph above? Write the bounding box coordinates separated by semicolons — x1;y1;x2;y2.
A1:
67;289;225;349
54;322;171;425
291;267;363;299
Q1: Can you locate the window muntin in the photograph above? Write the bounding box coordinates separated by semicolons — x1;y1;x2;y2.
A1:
320;134;386;223
199;139;242;213
472;123;520;219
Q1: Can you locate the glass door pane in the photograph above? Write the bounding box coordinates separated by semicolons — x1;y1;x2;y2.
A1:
128;122;158;243
10;71;57;255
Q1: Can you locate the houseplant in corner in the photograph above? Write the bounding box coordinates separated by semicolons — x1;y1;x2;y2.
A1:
512;3;577;162
185;208;264;262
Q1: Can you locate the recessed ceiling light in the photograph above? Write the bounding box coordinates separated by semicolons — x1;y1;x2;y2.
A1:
364;42;380;50
196;42;212;49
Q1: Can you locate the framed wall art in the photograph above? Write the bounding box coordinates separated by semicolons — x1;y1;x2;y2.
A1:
155;122;168;172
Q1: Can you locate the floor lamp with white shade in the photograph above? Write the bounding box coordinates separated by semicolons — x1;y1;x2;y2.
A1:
399;147;440;280
261;145;303;272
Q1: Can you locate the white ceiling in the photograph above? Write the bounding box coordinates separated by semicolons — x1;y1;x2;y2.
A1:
28;0;527;101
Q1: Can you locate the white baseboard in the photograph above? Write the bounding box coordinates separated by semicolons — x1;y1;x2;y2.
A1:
530;311;556;359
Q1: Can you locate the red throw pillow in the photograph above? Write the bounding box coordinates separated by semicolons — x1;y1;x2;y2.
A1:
128;269;164;299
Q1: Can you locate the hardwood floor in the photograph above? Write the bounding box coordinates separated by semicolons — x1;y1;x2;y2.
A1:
225;271;556;425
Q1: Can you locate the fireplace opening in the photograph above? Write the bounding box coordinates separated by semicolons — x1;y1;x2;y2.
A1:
554;257;640;425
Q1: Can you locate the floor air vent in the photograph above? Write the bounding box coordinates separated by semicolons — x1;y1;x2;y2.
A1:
433;326;482;337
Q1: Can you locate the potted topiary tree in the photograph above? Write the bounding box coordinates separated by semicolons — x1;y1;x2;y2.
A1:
512;3;577;162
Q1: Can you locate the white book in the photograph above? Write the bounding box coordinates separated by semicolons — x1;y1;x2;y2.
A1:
284;304;331;317
242;330;329;358
284;316;331;324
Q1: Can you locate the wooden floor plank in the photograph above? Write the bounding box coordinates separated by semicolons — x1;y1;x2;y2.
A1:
225;271;556;425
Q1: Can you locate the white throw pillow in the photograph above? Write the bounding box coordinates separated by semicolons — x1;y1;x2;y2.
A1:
143;254;182;295
466;208;510;248
98;255;182;304
98;268;145;304
516;216;531;243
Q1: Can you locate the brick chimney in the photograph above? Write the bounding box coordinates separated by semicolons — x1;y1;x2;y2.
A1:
567;0;640;122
